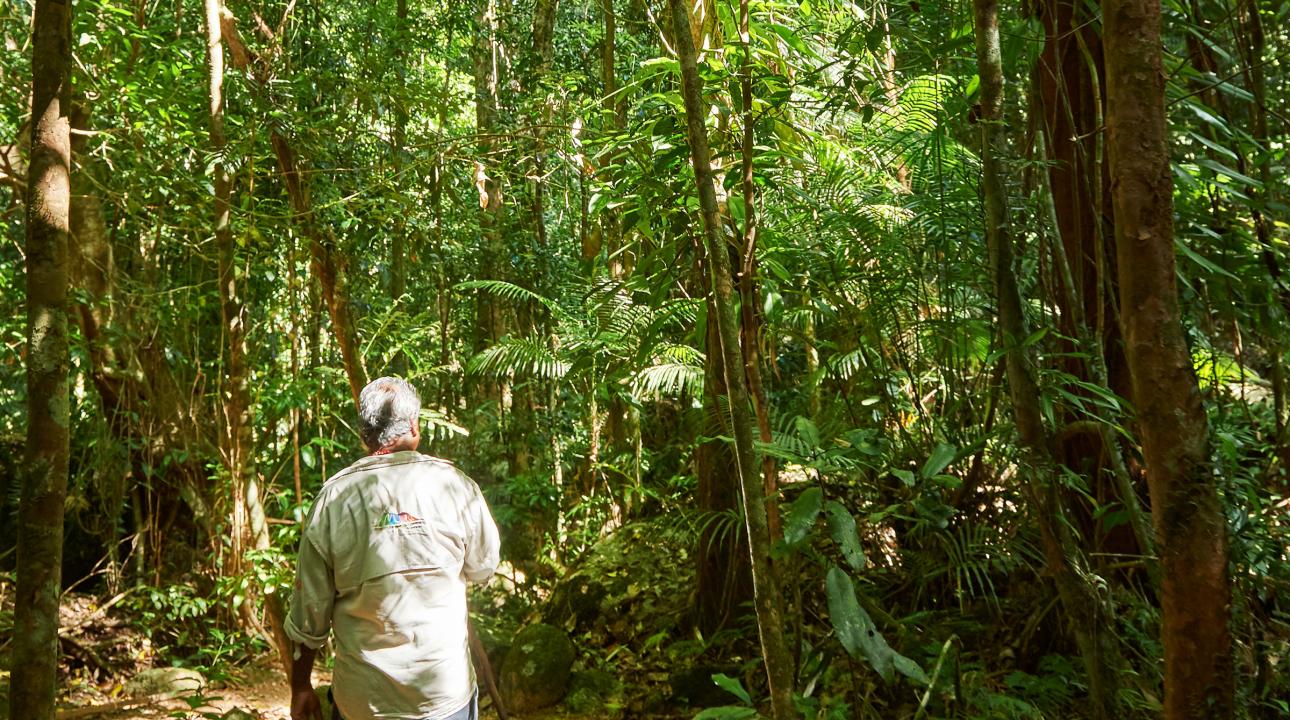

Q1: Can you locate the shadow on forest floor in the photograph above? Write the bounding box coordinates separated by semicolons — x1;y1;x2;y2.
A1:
52;651;683;720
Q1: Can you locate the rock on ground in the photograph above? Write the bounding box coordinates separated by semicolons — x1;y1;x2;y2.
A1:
498;623;575;712
123;666;207;698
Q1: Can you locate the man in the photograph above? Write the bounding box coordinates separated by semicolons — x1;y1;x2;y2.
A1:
286;377;500;720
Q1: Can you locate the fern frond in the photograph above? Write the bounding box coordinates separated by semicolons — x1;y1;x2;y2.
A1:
467;337;570;379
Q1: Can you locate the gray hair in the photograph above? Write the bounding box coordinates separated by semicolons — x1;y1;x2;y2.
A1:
358;377;421;449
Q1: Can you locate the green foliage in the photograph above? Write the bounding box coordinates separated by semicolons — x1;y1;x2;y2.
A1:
0;0;1286;713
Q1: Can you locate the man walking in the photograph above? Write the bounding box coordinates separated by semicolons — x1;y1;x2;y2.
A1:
286;377;500;720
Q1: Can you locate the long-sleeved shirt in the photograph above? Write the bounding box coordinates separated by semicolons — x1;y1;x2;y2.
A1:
285;451;500;720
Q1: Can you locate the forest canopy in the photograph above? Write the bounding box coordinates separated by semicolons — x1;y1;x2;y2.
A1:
0;0;1287;717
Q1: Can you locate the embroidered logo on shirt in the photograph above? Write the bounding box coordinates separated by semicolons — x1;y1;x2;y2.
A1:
375;510;424;530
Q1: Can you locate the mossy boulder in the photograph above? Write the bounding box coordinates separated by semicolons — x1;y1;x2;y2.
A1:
499;623;576;712
123;666;206;698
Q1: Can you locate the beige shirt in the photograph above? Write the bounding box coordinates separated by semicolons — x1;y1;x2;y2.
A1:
285;451;500;720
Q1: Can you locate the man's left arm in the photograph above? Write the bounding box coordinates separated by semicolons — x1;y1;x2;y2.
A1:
462;479;501;584
285;526;335;719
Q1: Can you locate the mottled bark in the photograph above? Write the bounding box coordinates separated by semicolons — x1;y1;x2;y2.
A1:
669;0;795;715
973;1;1123;716
1103;0;1234;715
12;0;72;717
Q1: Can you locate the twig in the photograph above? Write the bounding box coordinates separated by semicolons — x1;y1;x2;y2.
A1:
469;621;508;720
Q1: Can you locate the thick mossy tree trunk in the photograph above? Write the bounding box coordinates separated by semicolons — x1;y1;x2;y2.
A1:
972;1;1123;716
12;0;72;717
1103;0;1234;716
669;0;795;715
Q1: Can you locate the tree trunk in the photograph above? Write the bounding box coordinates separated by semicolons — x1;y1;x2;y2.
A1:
270;132;367;410
1031;0;1140;560
472;0;508;411
695;280;749;634
669;0;795;715
11;0;72;717
1103;0;1234;715
735;0;779;542
973;1;1123;716
389;0;410;376
204;0;292;676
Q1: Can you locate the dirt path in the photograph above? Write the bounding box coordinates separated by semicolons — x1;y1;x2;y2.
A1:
58;657;595;719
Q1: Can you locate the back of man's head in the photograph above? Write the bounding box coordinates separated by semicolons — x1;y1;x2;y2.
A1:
358;377;421;450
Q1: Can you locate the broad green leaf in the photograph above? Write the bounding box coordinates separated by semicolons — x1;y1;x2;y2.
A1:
711;673;752;704
920;443;956;479
1195;157;1261;188
825;566;893;681
1187;131;1238;161
794;416;820;447
825;501;867;571
783;487;823;545
892;469;916;487
1175;238;1239;281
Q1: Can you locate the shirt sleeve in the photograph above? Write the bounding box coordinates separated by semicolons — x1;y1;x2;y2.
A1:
284;517;335;650
462;478;500;584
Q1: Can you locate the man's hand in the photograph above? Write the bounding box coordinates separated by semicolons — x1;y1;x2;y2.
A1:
290;644;322;719
291;686;323;720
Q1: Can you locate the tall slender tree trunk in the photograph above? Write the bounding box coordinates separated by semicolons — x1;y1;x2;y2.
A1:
204;0;248;574
735;0;779;541
669;0;795;715
204;0;292;676
472;0;508;412
12;0;72;717
389;0;410;376
973;2;1123;716
1103;0;1234;715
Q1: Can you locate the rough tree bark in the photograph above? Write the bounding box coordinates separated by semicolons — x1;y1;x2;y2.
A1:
973;1;1123;716
1103;0;1234;716
11;0;72;717
669;0;795;715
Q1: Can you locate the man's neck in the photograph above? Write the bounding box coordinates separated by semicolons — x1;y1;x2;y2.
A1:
370;441;418;456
